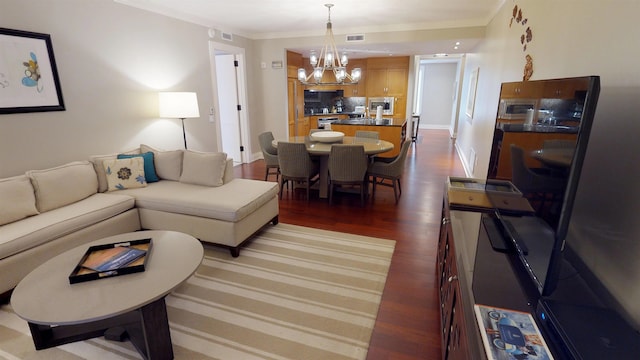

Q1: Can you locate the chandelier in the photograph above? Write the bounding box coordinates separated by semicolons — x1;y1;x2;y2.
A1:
297;4;361;85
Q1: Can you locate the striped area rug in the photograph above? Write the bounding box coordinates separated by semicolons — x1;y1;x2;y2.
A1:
0;223;395;360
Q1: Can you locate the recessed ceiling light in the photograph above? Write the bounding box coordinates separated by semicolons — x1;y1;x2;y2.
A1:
455;41;461;45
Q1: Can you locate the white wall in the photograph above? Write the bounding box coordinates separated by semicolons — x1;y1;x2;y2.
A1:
419;62;458;129
454;0;640;327
0;0;217;177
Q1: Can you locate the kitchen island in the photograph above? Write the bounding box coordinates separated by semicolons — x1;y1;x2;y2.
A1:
327;118;407;158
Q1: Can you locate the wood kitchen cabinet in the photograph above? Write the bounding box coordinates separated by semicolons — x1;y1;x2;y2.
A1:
344;58;366;96
499;81;543;99
366;56;409;118
287;51;306;136
541;78;590;99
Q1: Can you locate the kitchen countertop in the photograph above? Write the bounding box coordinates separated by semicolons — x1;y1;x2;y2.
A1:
332;118;406;127
498;123;579;133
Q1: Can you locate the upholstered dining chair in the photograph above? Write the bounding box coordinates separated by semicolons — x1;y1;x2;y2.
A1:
277;141;319;202
354;130;379;139
367;140;411;204
510;144;567;211
328;144;369;206
258;131;280;182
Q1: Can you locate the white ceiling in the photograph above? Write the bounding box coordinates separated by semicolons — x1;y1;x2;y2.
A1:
116;0;504;58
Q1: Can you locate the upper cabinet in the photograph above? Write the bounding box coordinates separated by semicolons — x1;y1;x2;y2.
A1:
344;58;366;96
365;57;409;97
366;56;410;119
501;77;590;100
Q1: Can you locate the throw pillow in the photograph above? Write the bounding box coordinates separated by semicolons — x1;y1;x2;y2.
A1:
27;161;99;213
117;152;159;183
140;144;183;181
0;175;39;226
180;150;227;187
89;148;140;192
103;157;147;191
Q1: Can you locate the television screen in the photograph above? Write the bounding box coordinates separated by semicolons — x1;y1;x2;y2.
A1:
486;76;600;295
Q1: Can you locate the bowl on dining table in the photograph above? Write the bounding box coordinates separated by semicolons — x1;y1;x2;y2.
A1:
310;131;345;143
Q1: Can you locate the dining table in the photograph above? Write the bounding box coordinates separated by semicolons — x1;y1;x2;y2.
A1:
530;148;574;168
273;135;395;198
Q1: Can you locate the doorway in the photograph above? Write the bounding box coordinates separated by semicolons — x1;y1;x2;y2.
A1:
209;41;250;164
415;58;462;137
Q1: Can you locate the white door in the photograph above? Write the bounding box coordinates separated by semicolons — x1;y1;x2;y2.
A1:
210;42;249;164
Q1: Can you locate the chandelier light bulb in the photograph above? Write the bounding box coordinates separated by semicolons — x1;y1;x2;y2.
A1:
309;51;318;66
313;67;324;82
341;53;348;65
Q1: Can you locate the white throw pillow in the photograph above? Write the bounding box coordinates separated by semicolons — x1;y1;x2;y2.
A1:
0;175;39;225
180;150;227;187
140;144;183;181
103;157;147;191
27;161;99;213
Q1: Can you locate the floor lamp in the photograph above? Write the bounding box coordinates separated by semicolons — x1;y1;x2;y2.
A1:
158;92;200;149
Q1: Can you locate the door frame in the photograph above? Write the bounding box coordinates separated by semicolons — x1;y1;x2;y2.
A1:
208;41;251;163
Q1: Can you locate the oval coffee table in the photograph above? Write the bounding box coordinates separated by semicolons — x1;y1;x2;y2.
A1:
11;230;204;360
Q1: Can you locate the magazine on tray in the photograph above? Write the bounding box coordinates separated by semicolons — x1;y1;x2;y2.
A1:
81;246;147;272
474;304;554;360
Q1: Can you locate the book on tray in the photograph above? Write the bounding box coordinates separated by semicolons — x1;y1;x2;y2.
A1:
474;303;554;360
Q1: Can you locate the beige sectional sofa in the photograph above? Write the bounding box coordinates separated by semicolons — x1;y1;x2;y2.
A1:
0;144;279;298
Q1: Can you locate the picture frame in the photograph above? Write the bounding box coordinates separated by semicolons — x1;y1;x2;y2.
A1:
466;67;479;119
0;27;65;114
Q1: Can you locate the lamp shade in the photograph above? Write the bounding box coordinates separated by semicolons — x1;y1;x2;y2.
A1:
159;92;200;118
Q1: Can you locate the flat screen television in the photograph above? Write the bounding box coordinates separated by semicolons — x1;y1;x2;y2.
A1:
486;76;600;296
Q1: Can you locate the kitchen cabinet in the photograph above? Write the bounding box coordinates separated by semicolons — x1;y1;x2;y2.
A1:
287;51;306;137
366;57;409;118
499;81;543;99
541;78;589;99
344;58;366;96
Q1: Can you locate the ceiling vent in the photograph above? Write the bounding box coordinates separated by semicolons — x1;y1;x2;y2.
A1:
221;32;233;41
346;34;365;42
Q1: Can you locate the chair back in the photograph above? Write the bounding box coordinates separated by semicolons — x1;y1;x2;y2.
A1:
510;144;531;188
377;140;411;177
258;132;278;166
355;130;379;139
328;145;367;182
277;142;316;178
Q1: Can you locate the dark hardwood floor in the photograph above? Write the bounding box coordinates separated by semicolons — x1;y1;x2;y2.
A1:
235;129;466;359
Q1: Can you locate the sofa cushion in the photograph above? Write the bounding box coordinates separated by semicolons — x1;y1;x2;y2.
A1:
0;175;39;226
116;179;278;222
27;161;99;213
140;144;183;181
0;193;135;260
89;148;141;192
117;152;159;183
103;157;147;191
180;150;227;187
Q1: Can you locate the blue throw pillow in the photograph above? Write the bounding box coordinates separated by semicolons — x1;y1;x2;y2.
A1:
117;152;159;183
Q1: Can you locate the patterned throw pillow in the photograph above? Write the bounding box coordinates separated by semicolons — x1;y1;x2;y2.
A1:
102;157;147;191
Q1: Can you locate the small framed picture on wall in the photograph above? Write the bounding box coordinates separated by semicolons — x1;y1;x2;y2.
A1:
466;67;479;120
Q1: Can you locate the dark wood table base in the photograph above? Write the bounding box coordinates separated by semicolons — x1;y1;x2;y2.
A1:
28;297;173;360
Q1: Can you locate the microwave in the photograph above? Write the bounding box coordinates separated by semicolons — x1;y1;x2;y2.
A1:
368;97;394;116
497;98;537;119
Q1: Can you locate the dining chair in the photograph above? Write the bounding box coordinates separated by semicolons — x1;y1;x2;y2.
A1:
258;131;280;182
354;130;379;139
277;141;319;202
328;144;368;206
510;144;567;212
411;114;421;144
367;140;411;204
